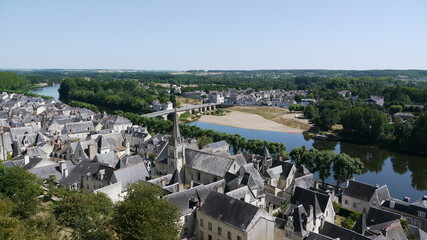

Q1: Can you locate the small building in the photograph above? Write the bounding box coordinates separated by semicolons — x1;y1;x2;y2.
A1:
364;96;384;106
196;191;275;240
342;180;390;213
382;195;427;232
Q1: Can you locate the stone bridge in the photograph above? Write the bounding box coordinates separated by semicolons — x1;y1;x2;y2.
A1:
141;103;222;119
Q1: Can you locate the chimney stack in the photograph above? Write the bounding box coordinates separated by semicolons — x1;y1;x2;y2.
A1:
145;151;149;159
59;160;66;172
125;139;130;155
88;144;95;159
24;155;30;165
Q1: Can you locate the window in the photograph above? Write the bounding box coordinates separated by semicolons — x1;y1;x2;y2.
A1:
218;227;222;235
208;222;212;231
200;218;204;227
227;231;232;240
353;202;357;208
200;230;204;240
344;200;348;205
237;236;241;240
418;211;426;218
208;235;212;240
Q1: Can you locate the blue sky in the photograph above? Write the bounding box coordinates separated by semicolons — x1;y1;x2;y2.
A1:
0;0;426;70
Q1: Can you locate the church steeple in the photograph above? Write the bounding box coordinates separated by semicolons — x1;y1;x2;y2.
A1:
171;109;182;147
168;109;185;175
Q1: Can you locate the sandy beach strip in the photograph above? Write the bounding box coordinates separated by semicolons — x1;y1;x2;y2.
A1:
198;111;304;133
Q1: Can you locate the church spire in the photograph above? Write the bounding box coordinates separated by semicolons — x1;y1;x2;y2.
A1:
171;108;182;146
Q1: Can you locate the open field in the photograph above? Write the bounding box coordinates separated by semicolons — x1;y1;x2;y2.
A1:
176;96;202;107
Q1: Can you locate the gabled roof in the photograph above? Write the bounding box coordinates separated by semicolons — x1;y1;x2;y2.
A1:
320;221;370;240
343;180;379;202
94;151;118;168
59;160;106;187
185;148;234;178
353;207;401;235
96;132;123;151
28;160;75;181
63;121;94;134
112;162;149;191
198;191;261;231
116;154;144;169
382;197;427;219
291;187;330;220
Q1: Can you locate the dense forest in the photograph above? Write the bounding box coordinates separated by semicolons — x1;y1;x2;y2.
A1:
59;78;175;113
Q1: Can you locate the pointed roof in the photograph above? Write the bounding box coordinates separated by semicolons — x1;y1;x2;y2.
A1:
263;145;271;159
170;109;182;147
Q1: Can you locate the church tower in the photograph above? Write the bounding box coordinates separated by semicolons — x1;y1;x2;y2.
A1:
168;109;185;174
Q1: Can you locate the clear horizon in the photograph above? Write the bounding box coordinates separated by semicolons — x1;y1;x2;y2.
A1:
1;0;426;70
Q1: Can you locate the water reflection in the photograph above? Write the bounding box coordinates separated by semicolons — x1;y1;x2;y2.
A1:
312;139;338;151
188;122;427;198
340;143;389;173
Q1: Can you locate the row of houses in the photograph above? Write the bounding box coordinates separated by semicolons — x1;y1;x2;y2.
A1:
1;91;426;239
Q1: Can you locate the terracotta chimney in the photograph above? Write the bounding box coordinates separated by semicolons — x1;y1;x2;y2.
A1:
178;183;184;192
145;151;149;159
88;144;95;159
189;180;194;189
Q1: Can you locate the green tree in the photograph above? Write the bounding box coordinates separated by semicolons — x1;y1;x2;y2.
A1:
389;105;403;114
332;153;364;188
289;146;307;165
113;183;181;240
0;165;42;218
315;151;336;187
197;135;213;149
52;190;115;240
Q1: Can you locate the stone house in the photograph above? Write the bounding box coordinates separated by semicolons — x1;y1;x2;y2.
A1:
342;180;390;213
196;191;274;240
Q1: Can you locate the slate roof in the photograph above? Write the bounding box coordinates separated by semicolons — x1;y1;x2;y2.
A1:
116;154;144;169
198;191;260;231
353;207;401;235
28;160;75;181
147;174;173;187
185;148;234;177
94;151;118;168
320;221;371;240
226;186;255;203
382;197;427;220
291;187;330;220
204;140;230;152
60;160;105;187
96;133;124;151
232;153;247;167
63;121;94;134
304;232;336;240
343;180;378;202
112;162;149;191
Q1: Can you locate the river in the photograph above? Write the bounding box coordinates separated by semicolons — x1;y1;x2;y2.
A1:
31;85;427;200
189;121;427;201
29;84;61;102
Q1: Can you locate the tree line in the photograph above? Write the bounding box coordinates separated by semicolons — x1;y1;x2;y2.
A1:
289;146;364;188
114;111;287;157
0;163;181;240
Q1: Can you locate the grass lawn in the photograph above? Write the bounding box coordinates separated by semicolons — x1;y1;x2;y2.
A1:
176;96;202;106
335;215;346;226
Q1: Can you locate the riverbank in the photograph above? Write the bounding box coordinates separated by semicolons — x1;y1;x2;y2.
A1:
198;110;305;133
198;106;313;133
